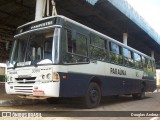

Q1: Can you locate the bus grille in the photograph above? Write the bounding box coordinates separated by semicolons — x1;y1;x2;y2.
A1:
14;86;33;95
15;77;36;84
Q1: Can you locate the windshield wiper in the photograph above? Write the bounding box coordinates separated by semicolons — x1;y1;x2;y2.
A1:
34;62;38;67
32;60;39;67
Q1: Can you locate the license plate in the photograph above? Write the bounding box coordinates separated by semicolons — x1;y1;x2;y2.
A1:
33;90;44;95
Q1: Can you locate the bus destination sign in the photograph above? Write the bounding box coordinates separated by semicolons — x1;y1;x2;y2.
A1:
30;21;53;30
16;18;56;35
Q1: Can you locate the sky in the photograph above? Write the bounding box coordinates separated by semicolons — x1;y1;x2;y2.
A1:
126;0;160;35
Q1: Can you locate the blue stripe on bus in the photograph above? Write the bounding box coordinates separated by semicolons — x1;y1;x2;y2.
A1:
59;72;156;97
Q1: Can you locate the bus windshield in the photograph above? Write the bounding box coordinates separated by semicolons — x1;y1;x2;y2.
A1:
8;28;60;68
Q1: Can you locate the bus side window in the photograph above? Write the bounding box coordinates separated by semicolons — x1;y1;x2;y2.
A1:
67;30;73;53
134;53;142;69
152;60;156;72
142;56;147;71
109;42;122;65
90;34;106;61
64;29;88;63
123;48;134;67
75;33;88;56
147;59;154;72
67;30;87;56
64;30;74;63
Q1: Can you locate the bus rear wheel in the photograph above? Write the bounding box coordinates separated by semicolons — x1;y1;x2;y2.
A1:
84;82;101;109
132;90;145;99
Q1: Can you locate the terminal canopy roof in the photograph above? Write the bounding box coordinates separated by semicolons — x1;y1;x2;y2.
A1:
0;0;160;64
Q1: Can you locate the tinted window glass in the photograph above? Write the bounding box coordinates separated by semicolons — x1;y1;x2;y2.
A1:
64;30;88;64
134;53;142;69
123;48;134;67
123;48;131;58
109;42;122;64
91;35;105;48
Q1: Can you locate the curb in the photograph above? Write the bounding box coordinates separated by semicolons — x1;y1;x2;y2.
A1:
0;99;47;107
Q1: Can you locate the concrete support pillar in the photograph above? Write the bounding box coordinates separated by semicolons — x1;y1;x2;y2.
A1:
123;33;128;45
151;51;154;58
35;0;45;21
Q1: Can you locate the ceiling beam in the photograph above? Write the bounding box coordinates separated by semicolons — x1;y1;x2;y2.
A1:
0;9;28;21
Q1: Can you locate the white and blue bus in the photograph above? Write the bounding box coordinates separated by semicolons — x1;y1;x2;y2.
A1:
6;15;156;108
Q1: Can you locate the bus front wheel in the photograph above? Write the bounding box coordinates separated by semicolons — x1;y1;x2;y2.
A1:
84;82;101;108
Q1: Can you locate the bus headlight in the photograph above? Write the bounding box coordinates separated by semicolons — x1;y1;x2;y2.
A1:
42;75;45;79
46;73;51;80
41;73;59;82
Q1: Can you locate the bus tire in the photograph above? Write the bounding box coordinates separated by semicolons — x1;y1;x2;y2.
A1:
132;89;145;99
84;82;101;108
47;97;59;104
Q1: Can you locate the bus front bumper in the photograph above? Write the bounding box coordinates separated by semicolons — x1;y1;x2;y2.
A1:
5;82;60;98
